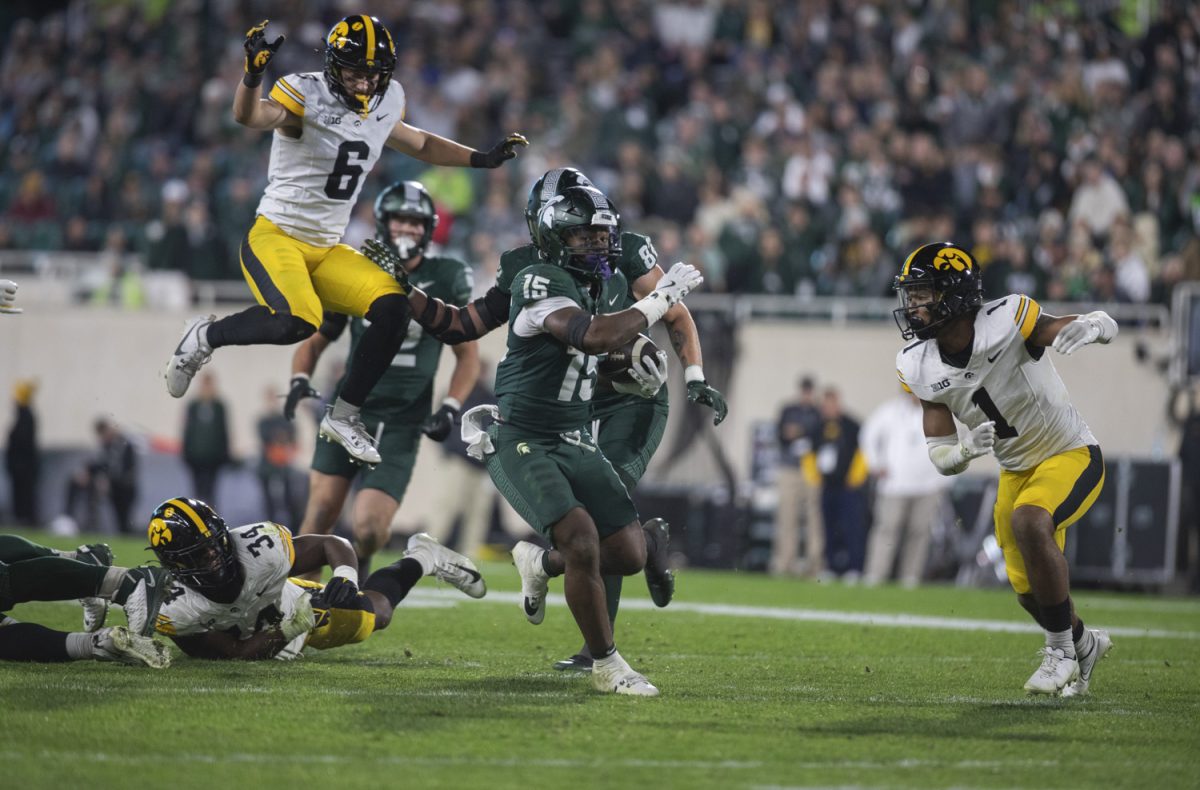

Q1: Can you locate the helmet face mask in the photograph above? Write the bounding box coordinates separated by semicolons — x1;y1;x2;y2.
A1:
147;498;241;596
374;181;437;262
324;15;396;114
892;242;983;341
536;186;621;283
524;168;594;244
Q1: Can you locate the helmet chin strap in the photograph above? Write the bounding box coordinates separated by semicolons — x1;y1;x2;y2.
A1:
394;236;418;261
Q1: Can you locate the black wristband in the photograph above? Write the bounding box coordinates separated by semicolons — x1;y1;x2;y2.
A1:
243;71;264;88
469;150;487;168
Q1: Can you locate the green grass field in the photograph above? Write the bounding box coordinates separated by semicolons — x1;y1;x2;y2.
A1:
2;530;1197;789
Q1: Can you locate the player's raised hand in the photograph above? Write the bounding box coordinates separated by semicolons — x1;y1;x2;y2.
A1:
1052;311;1118;356
283;375;320;421
655;262;704;307
961;420;996;459
470;133;529;168
361;238;411;293
0;279;21;314
244;19;285;75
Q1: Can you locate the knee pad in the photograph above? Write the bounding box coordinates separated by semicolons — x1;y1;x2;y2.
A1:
365;293;412;338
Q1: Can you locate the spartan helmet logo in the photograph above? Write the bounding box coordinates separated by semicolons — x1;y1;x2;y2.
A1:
328;20;350;47
539;196;564;231
148;518;173;547
933;247;971;272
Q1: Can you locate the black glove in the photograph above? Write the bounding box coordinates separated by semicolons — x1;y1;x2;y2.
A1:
687;379;729;426
420;403;460;442
283;375;320;421
470;133;529;168
361;238;412;294
318;576;360;609
244;19;285;75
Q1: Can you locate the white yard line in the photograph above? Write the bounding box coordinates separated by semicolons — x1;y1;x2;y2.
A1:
402;589;1200;641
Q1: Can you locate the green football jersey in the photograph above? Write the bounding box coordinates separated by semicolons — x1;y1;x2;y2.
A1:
337;255;473;423
495;263;629;434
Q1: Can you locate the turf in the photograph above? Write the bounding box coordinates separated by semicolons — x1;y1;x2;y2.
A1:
1;530;1197;789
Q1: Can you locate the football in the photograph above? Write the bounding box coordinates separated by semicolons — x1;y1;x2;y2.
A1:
598;333;660;386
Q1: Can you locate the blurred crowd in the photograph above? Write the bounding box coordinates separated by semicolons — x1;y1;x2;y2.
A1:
2;0;1200;304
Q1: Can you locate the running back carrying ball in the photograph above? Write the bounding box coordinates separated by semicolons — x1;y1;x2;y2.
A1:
598;334;660;386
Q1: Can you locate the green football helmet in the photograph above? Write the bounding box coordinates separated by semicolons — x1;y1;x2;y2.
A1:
374;180;437;261
524;167;594;244
536;185;621;283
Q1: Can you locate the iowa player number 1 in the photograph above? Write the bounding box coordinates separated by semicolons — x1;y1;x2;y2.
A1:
970;387;1019;439
324;141;370;200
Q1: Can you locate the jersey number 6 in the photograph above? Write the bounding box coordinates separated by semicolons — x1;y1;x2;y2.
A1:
324;141;370;200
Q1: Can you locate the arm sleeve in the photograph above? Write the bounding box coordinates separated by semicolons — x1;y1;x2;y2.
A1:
926;434;969;476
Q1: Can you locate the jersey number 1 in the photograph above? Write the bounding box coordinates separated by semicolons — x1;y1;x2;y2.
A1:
324;141;370;200
971;387;1019;439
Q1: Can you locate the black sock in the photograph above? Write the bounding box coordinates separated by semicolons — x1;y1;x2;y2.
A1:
1042;598;1072;634
593;643;616;660
363;557;423;608
0;535;56;563
7;557;108;602
603;574;622;626
341;295;410;406
0;622;71;661
206;305;315;348
1072;618;1085;642
541;550;562;578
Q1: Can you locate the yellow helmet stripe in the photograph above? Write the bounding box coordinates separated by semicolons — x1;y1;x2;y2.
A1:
900;247;920;279
168;498;210;537
361;14;376;63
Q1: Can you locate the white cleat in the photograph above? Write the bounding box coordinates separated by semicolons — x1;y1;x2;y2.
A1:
165;314;215;398
405;532;487;598
511;541;549;625
117;567;173;637
319;409;382;466
92;626;171;669
592;652;659;696
1062;629;1112;698
1024;646;1080;695
80;597;109;633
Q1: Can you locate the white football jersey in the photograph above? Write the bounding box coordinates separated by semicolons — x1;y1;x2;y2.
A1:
896;294;1097;472
155;522;297;641
256;72;407;247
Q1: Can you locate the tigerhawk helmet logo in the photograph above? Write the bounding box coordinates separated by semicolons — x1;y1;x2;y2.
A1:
933;248;971;272
148;518;173;547
328;20;350;47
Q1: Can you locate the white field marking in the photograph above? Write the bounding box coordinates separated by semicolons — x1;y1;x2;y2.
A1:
0;750;761;771
401;589;1200;641
11;679;577;699
1072;596;1200;614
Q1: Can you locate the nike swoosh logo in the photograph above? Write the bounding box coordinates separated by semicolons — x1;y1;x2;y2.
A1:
144;576;156;588
524;598;541;616
609;295;619;306
376;113;389;122
415;281;435;290
452;563;481;584
987;351;1001;363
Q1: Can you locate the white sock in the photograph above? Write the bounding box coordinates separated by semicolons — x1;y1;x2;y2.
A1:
1046;629;1075;658
65;631;94;659
331;397;361;421
98;566;128;599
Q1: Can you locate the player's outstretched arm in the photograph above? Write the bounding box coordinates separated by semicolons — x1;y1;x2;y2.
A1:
170;628;292;661
290;534;361;607
1031;311;1119;355
387;122;528;168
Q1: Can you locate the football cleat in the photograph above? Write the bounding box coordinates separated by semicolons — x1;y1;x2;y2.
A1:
92;626;171;669
642;518;675;608
1062;629;1112;698
405;532;487;599
592;652;659;696
114;567;173;637
1023;646;1079;695
75;543;115;632
165;315;215;398
74;543;113;567
553;651;594;673
511;541;549;625
319;408;382;466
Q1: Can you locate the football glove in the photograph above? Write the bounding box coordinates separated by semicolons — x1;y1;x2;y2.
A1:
613;350;669;399
1052;311;1118;356
283;375;320;421
244;19;285;75
687;379;728;425
361;238;412;294
1;279;21;314
279;594;315;641
317;576;360;610
960;420;997;460
420;403;459;442
470;133;529;168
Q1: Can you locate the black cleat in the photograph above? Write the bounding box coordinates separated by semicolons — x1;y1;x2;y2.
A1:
553;648;594;673
642;518;675;608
